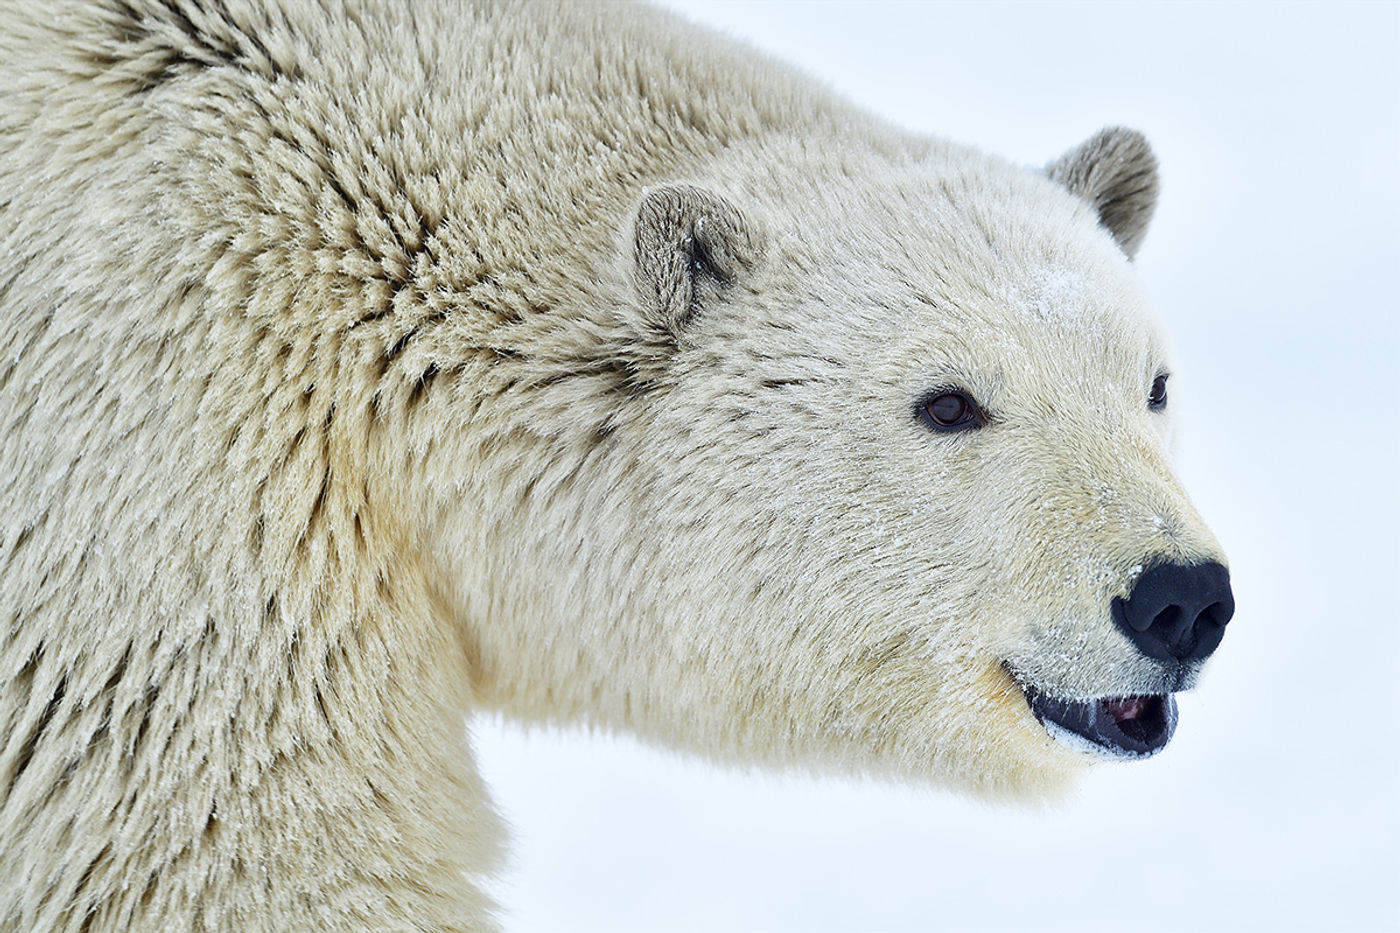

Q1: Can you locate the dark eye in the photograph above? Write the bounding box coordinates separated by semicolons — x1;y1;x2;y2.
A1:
1148;373;1169;411
917;389;986;433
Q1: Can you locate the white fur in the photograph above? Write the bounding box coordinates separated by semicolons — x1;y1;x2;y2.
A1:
0;1;1225;929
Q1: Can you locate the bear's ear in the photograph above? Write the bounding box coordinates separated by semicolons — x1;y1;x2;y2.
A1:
632;184;758;341
1045;127;1159;259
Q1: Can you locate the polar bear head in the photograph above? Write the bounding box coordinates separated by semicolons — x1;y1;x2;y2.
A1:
446;128;1232;797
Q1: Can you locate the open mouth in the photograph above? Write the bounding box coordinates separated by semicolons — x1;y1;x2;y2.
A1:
1020;683;1177;759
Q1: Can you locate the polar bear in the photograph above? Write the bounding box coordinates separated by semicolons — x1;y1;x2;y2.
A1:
0;1;1233;930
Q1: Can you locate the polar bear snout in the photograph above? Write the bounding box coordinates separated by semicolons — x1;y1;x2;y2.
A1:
1111;561;1234;664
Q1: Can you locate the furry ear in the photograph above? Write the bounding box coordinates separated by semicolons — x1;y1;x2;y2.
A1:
633;184;757;341
1045;127;1159;259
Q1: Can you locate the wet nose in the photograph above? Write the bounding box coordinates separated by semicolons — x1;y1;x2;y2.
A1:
1112;561;1234;663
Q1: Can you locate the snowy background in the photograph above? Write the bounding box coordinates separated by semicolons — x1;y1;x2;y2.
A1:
474;3;1400;931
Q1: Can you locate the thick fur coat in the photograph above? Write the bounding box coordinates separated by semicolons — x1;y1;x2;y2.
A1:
0;1;1228;930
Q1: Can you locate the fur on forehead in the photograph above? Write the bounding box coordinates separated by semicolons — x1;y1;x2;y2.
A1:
690;143;1169;376
697;138;1144;292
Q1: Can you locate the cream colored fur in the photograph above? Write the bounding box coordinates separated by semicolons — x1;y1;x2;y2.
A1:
0;1;1226;930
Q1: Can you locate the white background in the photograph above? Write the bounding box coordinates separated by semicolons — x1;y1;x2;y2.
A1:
475;3;1400;930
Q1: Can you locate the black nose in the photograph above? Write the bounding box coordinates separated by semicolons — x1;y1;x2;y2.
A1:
1112;561;1234;663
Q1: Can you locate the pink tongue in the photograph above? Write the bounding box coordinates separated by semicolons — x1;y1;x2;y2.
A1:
1103;696;1149;723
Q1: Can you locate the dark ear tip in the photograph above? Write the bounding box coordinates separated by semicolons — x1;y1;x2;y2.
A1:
1046;126;1158;190
635;184;758;265
1092;127;1160;192
1093;126;1154;160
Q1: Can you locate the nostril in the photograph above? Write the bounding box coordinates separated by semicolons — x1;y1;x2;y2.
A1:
1198;602;1227;629
1152;605;1186;640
